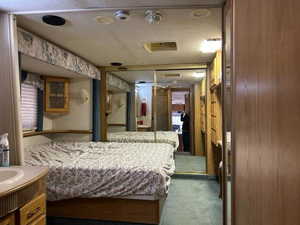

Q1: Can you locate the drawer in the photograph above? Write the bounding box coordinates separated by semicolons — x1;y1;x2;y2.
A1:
0;214;15;225
19;194;46;225
29;215;45;225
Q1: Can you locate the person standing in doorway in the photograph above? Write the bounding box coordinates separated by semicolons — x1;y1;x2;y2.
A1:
181;110;190;152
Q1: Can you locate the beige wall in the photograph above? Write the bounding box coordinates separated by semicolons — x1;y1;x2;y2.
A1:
41;78;92;141
23;135;52;149
107;93;127;124
107;92;127;133
136;85;152;127
51;78;91;131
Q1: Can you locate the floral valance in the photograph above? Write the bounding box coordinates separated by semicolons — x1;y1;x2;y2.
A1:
107;73;130;92
18;28;101;80
21;71;44;90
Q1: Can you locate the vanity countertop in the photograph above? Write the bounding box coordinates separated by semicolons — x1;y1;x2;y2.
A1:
0;166;48;198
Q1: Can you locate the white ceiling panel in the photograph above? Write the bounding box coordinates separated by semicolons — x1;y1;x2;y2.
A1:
17;8;221;67
0;0;225;13
113;69;206;86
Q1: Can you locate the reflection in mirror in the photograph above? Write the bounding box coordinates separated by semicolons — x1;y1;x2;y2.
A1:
224;1;233;224
153;69;208;174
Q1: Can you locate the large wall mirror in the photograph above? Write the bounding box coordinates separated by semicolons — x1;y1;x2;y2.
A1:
107;69;208;175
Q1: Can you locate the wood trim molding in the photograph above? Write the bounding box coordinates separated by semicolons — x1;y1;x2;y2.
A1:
100;70;108;141
23;130;92;137
108;124;126;127
47;198;163;225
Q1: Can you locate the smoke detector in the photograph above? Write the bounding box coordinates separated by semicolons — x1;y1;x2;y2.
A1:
145;10;163;24
114;10;130;21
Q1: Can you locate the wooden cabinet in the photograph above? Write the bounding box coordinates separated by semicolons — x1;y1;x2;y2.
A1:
210;50;222;87
19;194;46;225
0;195;46;225
44;77;69;113
0;214;15;225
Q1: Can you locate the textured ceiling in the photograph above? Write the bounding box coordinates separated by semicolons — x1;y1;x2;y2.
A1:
0;0;225;13
17;8;222;67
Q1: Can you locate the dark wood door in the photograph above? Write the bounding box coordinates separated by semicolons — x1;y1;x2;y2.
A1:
232;1;300;225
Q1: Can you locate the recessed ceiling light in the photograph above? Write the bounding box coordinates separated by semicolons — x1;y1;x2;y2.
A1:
42;15;66;26
95;16;114;25
192;9;211;18
193;72;206;78
200;38;222;53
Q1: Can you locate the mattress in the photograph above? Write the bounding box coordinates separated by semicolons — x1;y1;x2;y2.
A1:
25;141;175;201
108;131;179;150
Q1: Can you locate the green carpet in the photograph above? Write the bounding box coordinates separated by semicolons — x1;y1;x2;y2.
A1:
48;178;222;225
175;154;206;173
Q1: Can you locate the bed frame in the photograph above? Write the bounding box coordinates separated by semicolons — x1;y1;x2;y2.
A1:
47;197;165;224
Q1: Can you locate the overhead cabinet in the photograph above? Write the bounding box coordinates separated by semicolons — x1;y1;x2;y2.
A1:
44;77;69;113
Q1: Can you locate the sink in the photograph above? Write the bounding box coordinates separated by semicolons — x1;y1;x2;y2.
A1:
0;168;24;185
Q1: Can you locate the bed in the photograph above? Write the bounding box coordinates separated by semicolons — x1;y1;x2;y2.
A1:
25;141;175;224
108;131;179;150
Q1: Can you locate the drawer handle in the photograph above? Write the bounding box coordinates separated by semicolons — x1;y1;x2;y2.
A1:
27;206;41;220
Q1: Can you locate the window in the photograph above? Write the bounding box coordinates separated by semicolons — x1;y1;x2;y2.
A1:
21;83;38;130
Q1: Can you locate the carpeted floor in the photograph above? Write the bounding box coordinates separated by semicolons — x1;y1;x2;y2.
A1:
48;178;222;225
175;154;206;173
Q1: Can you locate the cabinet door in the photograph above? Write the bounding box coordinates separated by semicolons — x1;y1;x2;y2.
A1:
19;194;46;225
0;214;15;225
45;77;69;113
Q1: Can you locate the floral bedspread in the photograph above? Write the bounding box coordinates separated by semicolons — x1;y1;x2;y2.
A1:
25;141;175;201
108;131;179;150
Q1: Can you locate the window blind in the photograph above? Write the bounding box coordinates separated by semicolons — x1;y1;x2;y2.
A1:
21;83;38;130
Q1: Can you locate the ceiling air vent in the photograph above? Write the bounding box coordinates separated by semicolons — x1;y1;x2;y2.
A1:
144;42;177;53
164;73;181;78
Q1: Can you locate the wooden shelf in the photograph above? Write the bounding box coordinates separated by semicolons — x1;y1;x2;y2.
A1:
108;124;126;127
23;130;92;137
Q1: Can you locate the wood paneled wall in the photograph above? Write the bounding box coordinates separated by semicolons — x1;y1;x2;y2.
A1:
232;0;300;224
194;83;204;156
200;79;206;133
0;14;23;165
206;69;214;175
211;88;222;145
206;51;222;176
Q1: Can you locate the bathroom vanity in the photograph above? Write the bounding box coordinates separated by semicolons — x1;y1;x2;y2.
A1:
0;166;48;225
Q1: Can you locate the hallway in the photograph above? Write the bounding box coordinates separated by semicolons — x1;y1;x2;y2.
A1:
175;154;206;173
